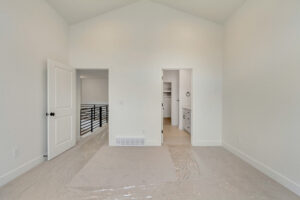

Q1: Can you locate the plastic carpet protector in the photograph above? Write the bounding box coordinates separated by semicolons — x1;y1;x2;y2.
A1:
59;133;297;200
1;127;299;200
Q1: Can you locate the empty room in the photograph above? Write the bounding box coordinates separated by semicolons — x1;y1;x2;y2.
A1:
0;0;300;199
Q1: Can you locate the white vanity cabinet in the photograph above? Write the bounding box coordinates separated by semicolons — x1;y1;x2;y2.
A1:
183;108;191;134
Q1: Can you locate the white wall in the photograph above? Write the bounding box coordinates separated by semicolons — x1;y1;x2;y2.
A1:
81;78;109;104
69;0;223;146
0;0;68;186
163;70;179;126
223;0;300;195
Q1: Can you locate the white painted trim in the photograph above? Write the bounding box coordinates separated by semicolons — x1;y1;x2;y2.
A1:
161;68;194;146
0;156;45;187
192;140;222;146
76;68;110;145
223;142;300;196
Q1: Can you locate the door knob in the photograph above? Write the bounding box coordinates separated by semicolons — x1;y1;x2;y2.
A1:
50;112;55;116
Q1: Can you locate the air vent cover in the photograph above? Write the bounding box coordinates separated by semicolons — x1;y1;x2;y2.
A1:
115;137;145;146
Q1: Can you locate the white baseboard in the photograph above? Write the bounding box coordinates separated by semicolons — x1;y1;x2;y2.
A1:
0;156;45;187
223;142;300;196
192;140;222;146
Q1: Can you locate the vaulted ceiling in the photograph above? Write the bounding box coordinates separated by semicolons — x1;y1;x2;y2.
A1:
46;0;246;24
152;0;246;23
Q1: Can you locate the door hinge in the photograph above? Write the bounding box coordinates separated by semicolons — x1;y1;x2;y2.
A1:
161;130;163;133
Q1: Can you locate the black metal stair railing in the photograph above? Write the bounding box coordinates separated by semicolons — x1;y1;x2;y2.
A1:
80;104;109;136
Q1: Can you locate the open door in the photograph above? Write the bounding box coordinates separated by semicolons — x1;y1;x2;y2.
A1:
161;72;164;144
47;59;76;160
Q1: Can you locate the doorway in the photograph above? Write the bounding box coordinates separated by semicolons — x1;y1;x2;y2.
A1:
162;69;192;145
76;69;109;140
47;60;110;160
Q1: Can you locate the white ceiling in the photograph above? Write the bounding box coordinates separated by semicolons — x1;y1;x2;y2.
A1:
152;0;246;23
46;0;246;24
46;0;139;24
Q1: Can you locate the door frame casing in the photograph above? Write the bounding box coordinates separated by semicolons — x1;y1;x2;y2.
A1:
75;68;110;143
161;68;194;145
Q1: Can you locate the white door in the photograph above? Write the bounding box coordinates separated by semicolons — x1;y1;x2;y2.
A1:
163;96;171;118
161;73;164;144
47;59;76;160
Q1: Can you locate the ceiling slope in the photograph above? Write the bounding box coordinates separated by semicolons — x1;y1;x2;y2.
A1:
46;0;246;24
153;0;246;23
46;0;139;24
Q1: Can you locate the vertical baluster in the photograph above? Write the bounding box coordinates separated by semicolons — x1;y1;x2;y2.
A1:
99;106;102;127
80;106;82;135
91;107;93;132
93;105;96;120
106;105;108;124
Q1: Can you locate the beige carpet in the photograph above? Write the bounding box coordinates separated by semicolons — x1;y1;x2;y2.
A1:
1;128;299;200
69;146;177;188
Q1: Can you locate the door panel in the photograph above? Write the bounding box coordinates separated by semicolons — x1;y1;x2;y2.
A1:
47;59;76;160
55;67;72;108
55;116;72;145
